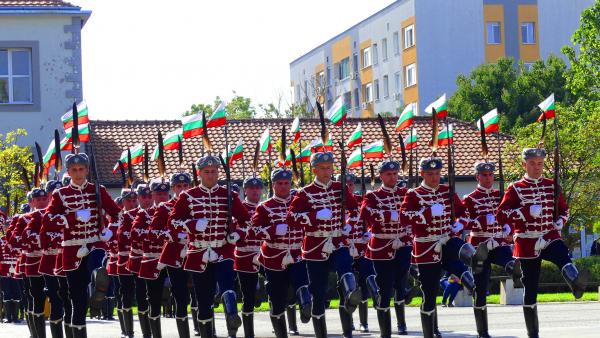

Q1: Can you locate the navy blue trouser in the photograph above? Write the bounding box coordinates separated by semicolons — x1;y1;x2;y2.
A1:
354;256;375;300
57;276;72;325
118;275;135;309
372;246;412;309
306;247;354;316
66;255;91;327
134;275;149;313
28;276;46;314
520;239;572;306
43;275;64;321
237;271;258;313
474;245;514;307
191;260;236;321
145;269;167;318
167;266;191;318
1;276;21;301
264;260;309;315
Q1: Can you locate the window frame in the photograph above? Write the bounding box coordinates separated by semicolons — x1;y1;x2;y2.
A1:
403;24;415;49
0;48;32;104
393;31;400;56
373;79;380;101
405;63;417;88
362;47;372;69
486;21;501;45
521;22;536;44
364;82;373;103
372;43;378;65
383;75;389;99
0;41;40;112
382;38;388;61
338;57;350;80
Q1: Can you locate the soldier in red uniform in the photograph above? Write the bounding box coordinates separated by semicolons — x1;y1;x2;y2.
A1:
400;157;476;338
5;204;29;325
287;152;361;338
43;153;120;338
156;172;194;337
235;177;263;338
128;184;154;338
253;168;311;338
497;148;586;338
138;180;171;337
168;155;251;338
461;162;518;338
336;173;375;334
361;160;412;337
2;208;23;324
104;195;126;338
116;186;142;338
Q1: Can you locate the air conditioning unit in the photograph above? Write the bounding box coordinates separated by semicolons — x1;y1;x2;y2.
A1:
351;73;358;80
393;93;401;101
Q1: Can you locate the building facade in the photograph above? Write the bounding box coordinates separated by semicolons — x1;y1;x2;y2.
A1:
289;0;593;118
0;0;90;145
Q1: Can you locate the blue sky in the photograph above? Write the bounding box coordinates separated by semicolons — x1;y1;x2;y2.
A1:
70;0;393;120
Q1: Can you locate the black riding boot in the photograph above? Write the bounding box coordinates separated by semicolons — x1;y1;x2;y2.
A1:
523;306;539;338
270;312;288;338
474;307;491;338
377;308;392;338
50;319;64;338
149;316;162;338
394;301;407;335
33;313;46;338
222;290;241;337
71;326;86;338
191;308;200;336
286;305;298;335
138;311;152;338
295;285;311;324
176;317;191;338
311;314;327;338
561;263;588;299
420;310;435;338
340;272;362;314
122;308;134;338
116;309;126;338
198;319;214;338
242;312;254;338
339;307;353;338
358;301;368;332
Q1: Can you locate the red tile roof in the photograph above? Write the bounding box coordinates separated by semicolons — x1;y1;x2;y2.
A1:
88;117;513;187
0;0;77;8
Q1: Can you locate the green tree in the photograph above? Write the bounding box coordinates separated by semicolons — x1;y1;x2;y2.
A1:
562;1;600;103
448;56;572;132
0;129;35;215
182;91;256;119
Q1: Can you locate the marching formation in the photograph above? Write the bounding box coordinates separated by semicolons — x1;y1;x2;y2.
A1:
0;93;589;338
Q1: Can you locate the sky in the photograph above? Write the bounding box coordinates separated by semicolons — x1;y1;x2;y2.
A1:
70;0;394;120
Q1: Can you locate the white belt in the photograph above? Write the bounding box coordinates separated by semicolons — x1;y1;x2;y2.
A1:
62;236;99;247
191;239;226;249
305;230;342;238
374;233;405;239
142;253;161;259
266;242;302;250
43;249;61;255
25;252;42;257
236;246;261;253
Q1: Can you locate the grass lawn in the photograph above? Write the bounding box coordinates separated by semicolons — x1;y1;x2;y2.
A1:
118;292;597;315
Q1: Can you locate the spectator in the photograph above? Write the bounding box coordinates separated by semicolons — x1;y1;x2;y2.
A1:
440;273;462;307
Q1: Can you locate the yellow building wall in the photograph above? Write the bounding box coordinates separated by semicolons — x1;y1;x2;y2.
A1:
332;35;351;64
518;4;540;62
401;16;418;107
359;39;373;117
483;4;505;63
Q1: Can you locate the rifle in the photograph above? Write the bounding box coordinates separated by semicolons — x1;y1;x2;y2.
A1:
444;117;456;221
54;129;62;180
339;141;347;230
553;114;560;222
218;155;234;233
88;144;104;231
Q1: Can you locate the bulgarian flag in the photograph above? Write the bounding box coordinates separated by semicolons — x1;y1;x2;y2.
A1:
308;136;333;152
181;113;204;139
363;141;384;159
152;128;183;160
61;100;89;130
207;102;227;128
477;108;499;134
112;144;144;173
61;123;90;151
396;103;415;132
537;93;555;121
223;138;243;166
404;129;418;150
437;124;453;146
259;128;271;153
296;146;312;163
276;149;292;168
425;94;448;119
42;140;58;174
326;96;347;126
347;148;362;169
291;117;301;143
346;123;363;149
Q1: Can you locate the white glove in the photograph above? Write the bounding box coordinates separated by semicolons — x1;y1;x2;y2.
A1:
226;232;240;244
529;205;542;218
502;224;511;237
99;228;113;242
76;209;91;222
363;231;373;241
390;211;399;222
451;221;463;233
177;232;187;240
195;218;209;232
76;245;89;258
486;213;495;226
275;223;288;236
430;204;444;217
316;208;333;221
342;224;352;236
554;219;564;231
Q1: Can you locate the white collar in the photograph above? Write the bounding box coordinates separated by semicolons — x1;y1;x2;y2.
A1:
70;180;88;190
199;183;219;193
420;182;438;192
477;184;494;193
273;194;291;203
381;184;396;193
314;178;332;189
524;174;543;184
244;199;259;207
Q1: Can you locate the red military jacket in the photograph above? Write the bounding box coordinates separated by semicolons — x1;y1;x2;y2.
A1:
116;208;138;275
346;193;368;258
158;198;187;269
400;183;465;264
497;175;569;259
287;179;358;261
462;185;510;248
105;212;123;276
44;181;120;271
139;203;168;280
8;214;28;276
40;203;68;276
362;185;412;260
128;206;156;275
254;195;303;271
168;183;250;273
21;209;45;277
234;200;261;273
0;235;18;277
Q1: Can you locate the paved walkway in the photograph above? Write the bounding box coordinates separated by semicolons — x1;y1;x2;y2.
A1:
2;302;599;337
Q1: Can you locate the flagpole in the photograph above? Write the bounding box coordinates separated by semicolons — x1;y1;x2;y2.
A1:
414;134;419;187
241;149;246;182
268;145;273;197
360;142;366;196
409;128;414;188
298;135;305;187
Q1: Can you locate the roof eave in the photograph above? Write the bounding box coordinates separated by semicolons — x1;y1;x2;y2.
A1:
0;8;91;25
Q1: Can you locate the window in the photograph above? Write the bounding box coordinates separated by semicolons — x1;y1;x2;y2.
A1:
353;88;360;110
383;75;389;98
362;47;371;68
382;38;388;61
403;24;415;49
374;79;380;101
372;43;378;65
486;22;501;44
0;48;32;104
352;53;359;73
364;83;373;103
521;22;535;44
295;84;301;102
343;91;352;109
338;57;350;80
393;31;400;55
394;71;401;93
405;63;416;87
523;62;534;71
318;71;325;90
